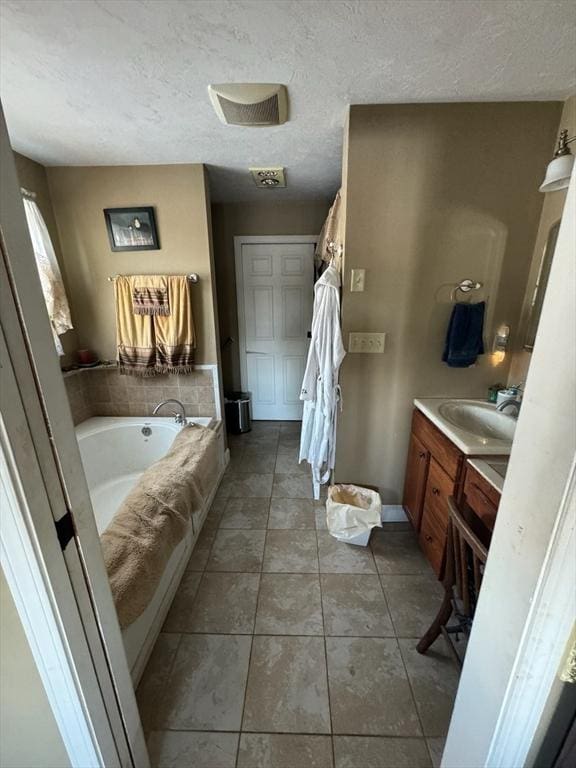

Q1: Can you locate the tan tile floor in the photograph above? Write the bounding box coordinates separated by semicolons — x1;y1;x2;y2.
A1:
137;422;459;768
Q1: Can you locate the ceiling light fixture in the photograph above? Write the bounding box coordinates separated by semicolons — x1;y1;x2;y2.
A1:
539;128;575;193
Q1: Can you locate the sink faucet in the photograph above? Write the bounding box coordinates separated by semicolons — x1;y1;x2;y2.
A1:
152;398;187;425
496;398;521;418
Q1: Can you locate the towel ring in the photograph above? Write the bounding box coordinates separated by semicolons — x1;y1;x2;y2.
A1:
451;279;482;302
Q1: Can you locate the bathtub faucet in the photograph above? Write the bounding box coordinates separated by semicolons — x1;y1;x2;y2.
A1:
152;398;187;425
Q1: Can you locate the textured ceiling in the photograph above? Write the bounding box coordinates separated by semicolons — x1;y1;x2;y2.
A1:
1;0;575;202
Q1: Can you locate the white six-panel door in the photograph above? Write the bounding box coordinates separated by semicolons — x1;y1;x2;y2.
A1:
235;237;316;421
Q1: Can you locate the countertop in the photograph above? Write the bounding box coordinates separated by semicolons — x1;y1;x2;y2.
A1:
413;397;515;456
468;457;509;494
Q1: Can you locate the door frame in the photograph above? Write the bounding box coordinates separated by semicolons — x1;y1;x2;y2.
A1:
1;325;116;767
442;166;575;766
234;235;317;418
0;105;148;767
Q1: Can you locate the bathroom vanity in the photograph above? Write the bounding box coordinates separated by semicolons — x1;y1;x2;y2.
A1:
403;398;511;575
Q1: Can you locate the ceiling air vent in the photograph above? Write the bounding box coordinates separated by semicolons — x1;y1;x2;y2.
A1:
250;167;286;189
208;84;288;126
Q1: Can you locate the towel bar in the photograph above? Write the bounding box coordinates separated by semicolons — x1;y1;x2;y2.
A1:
107;273;199;283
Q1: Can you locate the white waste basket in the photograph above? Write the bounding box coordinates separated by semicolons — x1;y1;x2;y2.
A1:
326;484;382;546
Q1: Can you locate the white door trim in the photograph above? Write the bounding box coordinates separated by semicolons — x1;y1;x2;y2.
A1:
0;105;148;767
234;235;317;417
486;459;575;767
0;328;106;767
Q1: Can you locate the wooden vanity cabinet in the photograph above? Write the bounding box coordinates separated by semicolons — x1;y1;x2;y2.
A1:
403;407;504;576
403;409;464;576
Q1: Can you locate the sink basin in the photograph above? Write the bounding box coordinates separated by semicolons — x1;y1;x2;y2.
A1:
414;398;516;455
438;401;516;442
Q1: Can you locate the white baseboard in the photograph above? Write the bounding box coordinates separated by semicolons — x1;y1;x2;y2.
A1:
381;504;408;523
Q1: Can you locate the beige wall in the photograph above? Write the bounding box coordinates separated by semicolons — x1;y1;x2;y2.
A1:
13;152;78;363
336;102;562;501
508;94;576;385
0;567;70;768
47;164;218;364
211;200;330;391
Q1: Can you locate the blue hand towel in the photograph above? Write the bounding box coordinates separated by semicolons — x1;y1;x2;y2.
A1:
442;301;485;368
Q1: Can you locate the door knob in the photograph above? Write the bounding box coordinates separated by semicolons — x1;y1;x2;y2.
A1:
432;487;440;495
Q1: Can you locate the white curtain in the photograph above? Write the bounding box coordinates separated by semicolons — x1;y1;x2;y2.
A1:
23;198;73;355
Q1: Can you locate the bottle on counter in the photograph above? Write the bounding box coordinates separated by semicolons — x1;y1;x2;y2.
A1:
488;383;504;403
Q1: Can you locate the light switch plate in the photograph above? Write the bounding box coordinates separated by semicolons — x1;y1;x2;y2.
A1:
348;332;386;353
350;268;365;292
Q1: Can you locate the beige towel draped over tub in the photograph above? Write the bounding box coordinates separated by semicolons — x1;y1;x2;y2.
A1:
101;424;219;629
115;275;196;375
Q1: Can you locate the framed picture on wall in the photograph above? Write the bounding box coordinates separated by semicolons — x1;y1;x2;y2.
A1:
103;206;160;251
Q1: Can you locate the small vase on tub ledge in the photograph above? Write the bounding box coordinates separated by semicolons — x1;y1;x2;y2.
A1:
77;349;100;368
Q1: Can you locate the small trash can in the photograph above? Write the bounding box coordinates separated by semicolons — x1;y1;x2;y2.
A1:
224;391;252;434
326;484;382;546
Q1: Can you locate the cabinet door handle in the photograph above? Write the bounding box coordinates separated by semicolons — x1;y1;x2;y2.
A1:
425;534;433;542
432;487;440;495
418;451;426;459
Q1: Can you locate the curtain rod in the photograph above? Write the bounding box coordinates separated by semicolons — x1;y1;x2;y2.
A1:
20;186;36;199
107;273;199;283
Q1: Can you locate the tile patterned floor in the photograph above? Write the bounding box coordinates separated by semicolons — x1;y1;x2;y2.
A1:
137;421;458;768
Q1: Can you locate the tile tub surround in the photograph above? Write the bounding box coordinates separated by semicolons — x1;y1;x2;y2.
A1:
63;365;218;425
137;422;457;768
63;369;92;425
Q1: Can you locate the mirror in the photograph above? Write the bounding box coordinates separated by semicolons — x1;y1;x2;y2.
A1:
524;220;560;351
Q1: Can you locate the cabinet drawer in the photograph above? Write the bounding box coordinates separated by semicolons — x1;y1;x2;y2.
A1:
423;457;453;536
418;458;454;577
463;466;499;532
412;409;461;480
419;506;445;577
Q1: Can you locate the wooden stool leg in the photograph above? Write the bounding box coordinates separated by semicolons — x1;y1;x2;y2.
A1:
416;586;454;654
